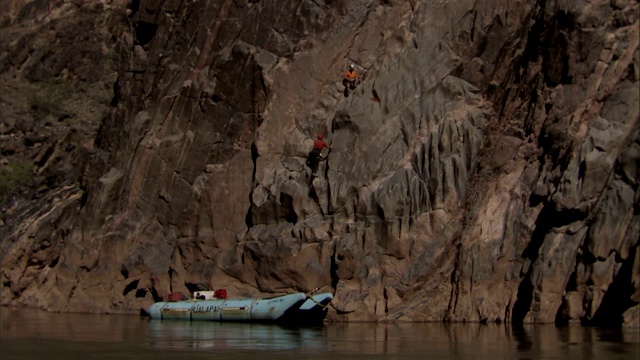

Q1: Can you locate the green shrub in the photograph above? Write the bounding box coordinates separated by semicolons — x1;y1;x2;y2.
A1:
0;161;34;203
27;82;72;117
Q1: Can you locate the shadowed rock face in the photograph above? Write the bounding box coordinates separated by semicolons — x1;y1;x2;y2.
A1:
1;0;638;325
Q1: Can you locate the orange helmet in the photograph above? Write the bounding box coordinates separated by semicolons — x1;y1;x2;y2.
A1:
317;134;323;140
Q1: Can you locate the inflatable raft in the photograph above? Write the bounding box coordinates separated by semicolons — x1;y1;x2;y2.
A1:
144;290;333;326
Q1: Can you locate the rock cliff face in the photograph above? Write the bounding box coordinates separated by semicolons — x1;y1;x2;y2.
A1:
1;0;638;325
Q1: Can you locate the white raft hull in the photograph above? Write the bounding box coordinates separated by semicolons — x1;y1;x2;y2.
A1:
145;292;333;325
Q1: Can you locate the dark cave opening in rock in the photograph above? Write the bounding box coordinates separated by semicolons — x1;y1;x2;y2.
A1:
245;143;259;229
376;204;385;221
519;0;546;76
48;256;59;268
245;207;254;228
542;10;576;87
512;276;534;325
135;21;157;46
587;245;638;326
279;193;298;224
329;252;339;290
110;81;120;107
80;186;89;208
120;265;129;279
513;202;586;324
150;287;163;303
122;279;139;296
128;0;140;19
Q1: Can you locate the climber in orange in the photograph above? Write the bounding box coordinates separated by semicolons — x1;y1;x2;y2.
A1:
342;64;358;97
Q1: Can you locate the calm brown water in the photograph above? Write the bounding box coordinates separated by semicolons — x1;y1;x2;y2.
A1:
1;306;638;359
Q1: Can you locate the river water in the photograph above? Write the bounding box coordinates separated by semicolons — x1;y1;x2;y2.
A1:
1;306;638;359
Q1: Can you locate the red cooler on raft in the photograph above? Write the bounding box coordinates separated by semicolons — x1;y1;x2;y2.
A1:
214;288;227;299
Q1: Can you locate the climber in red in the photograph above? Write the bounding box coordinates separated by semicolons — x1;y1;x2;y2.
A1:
306;134;332;173
342;64;359;97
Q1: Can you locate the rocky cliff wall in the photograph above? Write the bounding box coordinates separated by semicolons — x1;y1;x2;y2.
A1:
1;0;638;325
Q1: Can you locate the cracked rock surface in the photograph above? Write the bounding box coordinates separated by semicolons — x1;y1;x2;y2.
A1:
1;0;638;325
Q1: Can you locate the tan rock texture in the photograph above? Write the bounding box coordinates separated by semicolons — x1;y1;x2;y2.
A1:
1;0;638;325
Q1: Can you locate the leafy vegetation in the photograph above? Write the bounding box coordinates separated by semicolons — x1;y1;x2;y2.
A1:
0;161;34;204
27;81;72;118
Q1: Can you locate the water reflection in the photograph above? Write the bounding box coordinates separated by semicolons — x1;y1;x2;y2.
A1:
145;321;327;351
1;306;137;342
1;306;638;360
